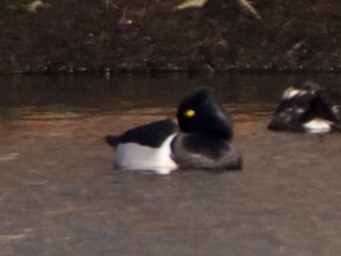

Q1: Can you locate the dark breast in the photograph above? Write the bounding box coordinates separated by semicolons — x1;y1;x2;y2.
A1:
175;133;228;159
171;133;242;170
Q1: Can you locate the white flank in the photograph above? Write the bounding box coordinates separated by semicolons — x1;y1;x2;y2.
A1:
282;87;302;100
115;134;178;175
303;118;332;133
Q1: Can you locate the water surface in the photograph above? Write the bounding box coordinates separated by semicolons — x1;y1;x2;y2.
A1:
1;73;339;137
0;73;340;256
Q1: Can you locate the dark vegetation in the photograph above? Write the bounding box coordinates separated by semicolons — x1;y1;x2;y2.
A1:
0;0;339;74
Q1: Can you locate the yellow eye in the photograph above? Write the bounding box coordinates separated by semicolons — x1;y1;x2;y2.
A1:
184;109;196;118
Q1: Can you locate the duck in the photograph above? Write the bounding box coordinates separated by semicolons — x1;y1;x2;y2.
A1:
105;87;242;175
268;80;341;133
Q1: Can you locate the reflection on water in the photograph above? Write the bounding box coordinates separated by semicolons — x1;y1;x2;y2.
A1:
0;73;340;137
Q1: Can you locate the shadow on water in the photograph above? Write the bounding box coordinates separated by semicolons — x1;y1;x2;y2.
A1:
0;73;341;255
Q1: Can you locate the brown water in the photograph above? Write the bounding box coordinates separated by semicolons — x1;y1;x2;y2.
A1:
0;73;340;256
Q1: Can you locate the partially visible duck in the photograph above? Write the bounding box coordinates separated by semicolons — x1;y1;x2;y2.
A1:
106;87;242;174
268;80;341;133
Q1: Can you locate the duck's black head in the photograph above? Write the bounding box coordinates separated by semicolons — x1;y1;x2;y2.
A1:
176;88;233;140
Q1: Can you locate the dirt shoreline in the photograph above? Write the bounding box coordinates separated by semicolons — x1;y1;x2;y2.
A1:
0;0;340;74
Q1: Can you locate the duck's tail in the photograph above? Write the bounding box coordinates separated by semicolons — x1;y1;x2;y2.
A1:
105;135;120;147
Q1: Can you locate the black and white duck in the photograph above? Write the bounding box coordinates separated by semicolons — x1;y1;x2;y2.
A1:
268;80;341;133
106;88;242;174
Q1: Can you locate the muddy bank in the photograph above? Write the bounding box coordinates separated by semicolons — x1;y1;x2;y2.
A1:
0;0;340;74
